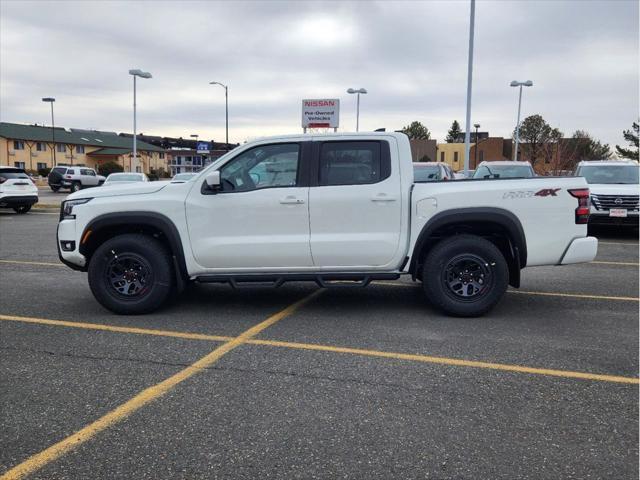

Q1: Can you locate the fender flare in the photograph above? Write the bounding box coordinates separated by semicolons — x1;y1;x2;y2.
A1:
409;207;527;280
79;211;188;279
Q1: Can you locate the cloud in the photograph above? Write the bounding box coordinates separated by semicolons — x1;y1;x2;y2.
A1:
1;0;637;147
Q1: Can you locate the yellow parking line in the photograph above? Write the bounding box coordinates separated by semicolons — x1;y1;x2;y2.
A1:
0;314;233;343
590;260;639;266
1;311;637;390
510;290;639;302
0;290;322;480
0;259;63;267
599;241;639;246
249;339;639;385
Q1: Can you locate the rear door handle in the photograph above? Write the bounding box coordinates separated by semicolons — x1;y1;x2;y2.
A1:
280;196;305;205
371;194;397;202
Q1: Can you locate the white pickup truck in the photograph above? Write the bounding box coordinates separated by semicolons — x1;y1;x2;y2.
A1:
57;132;597;317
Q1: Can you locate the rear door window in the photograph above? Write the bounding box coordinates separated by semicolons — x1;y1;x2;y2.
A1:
318;141;390;186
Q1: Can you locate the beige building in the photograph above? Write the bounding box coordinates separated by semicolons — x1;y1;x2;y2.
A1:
436;142;467;170
0;122;166;174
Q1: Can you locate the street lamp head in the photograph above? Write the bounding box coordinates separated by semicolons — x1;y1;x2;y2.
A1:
210;81;227;89
474;123;480;129
510;80;519;87
524;80;533;87
129;69;152;79
347;88;367;94
42;97;55;102
511;80;533;87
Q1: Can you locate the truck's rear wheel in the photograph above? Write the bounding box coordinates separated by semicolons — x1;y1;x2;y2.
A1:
88;234;174;314
71;182;81;192
422;234;508;317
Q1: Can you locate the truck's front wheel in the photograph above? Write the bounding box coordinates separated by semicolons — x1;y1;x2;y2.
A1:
422;235;508;317
88;234;174;314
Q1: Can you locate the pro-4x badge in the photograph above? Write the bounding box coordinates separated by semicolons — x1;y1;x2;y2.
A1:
534;188;561;197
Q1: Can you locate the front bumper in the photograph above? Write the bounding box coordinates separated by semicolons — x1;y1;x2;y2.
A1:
0;195;39;208
588;213;639;227
560;236;598;265
57;218;87;270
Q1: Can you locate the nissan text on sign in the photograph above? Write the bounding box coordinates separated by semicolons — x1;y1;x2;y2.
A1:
301;99;340;129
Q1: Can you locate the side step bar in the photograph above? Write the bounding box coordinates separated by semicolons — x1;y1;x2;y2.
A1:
195;272;401;289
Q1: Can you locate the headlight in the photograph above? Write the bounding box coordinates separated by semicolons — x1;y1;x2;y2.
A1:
60;198;92;220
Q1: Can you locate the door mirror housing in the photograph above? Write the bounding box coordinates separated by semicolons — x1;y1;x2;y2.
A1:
205;171;221;191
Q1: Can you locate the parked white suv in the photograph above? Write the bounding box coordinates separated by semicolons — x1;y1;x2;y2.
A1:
48;166;105;192
473;161;535;179
574;160;639;228
57;132;597;317
0;166;38;213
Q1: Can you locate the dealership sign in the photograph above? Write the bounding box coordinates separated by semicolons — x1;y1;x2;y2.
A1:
301;99;339;128
196;142;210;154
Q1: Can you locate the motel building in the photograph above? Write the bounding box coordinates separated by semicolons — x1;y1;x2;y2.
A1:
0;122;165;174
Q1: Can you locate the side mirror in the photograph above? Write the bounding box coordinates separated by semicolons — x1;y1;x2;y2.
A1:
205;171;221;190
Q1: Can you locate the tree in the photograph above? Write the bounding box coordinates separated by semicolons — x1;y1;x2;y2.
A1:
401;121;431;140
615;121;639;160
515;114;561;168
446;120;462;143
98;161;124;176
571;130;612;160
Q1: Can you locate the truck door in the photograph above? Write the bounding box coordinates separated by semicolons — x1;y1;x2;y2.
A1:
185;142;313;270
308;139;403;268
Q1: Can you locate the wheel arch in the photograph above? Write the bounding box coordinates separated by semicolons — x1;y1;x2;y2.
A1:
79;212;188;283
409;207;527;288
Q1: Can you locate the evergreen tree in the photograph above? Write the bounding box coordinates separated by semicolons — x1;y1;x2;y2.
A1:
615;121;639;160
401;121;431;140
446;120;462;143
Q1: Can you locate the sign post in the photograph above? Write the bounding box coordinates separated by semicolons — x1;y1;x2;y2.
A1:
301;99;340;133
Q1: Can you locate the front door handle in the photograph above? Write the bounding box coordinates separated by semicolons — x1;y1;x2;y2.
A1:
280;196;305;205
371;193;397;202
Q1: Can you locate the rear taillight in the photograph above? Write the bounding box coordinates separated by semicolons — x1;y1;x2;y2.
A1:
65;175;72;179
569;188;590;224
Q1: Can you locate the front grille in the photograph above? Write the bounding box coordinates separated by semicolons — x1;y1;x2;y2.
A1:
591;194;639;211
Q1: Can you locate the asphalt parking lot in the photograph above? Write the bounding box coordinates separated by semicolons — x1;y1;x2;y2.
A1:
0;211;638;479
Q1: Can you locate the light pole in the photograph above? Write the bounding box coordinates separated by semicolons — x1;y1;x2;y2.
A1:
473;123;480;167
42;97;56;166
510;80;533;162
347;88;367;132
463;0;476;177
210;81;228;148
129;69;152;172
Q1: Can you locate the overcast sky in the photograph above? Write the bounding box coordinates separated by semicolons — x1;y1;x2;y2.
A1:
1;0;638;147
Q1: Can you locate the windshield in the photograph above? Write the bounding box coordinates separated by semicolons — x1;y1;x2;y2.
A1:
473;165;534;179
0;168;29;179
577;165;639;184
414;166;440;182
106;174;142;182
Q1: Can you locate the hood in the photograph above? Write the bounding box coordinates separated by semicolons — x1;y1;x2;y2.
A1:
66;180;171;200
588;183;640;196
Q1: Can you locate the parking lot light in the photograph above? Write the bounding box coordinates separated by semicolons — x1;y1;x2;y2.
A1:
210;81;229;148
511;80;533;162
129;69;152;172
42;97;56;166
347;88;367;132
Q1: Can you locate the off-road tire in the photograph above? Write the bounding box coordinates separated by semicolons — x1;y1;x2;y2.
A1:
88;234;174;314
71;182;82;192
422;234;509;317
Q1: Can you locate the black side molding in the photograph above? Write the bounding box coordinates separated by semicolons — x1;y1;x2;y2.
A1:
409;207;528;275
79;211;188;279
